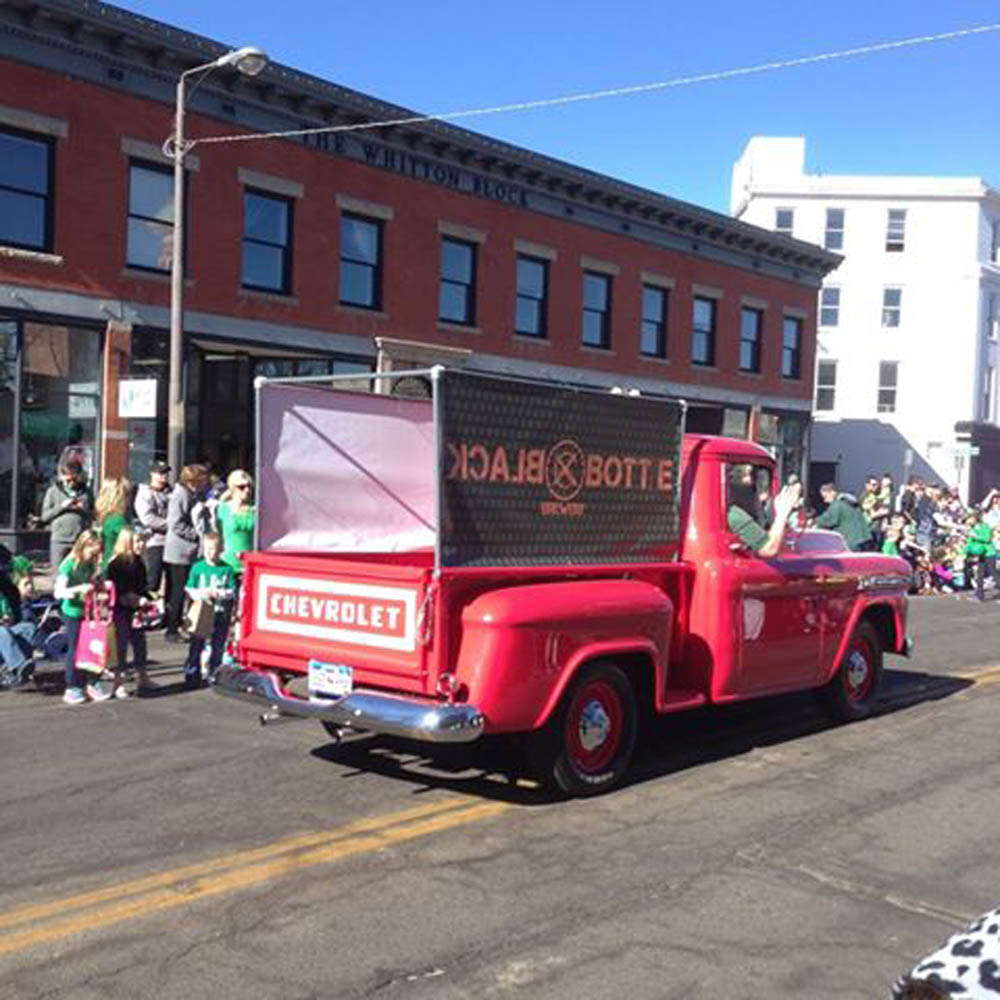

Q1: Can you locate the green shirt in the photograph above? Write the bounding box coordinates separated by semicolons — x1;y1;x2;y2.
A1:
814;496;872;551
727;505;769;552
58;556;96;619
216;501;255;572
100;512;129;568
186;559;237;603
881;538;900;556
966;523;996;557
0;593;14;622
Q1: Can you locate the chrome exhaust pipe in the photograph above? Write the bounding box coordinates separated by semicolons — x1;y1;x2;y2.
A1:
258;709;299;726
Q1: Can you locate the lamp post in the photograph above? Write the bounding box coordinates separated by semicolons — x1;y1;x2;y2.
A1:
166;46;268;474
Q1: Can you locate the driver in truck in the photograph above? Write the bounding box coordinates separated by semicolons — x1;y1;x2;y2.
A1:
727;467;802;558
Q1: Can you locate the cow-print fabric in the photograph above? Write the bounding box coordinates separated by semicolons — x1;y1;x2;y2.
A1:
892;908;1000;998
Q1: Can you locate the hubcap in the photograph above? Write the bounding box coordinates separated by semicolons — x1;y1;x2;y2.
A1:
578;699;611;752
566;679;623;774
843;644;873;701
846;651;868;690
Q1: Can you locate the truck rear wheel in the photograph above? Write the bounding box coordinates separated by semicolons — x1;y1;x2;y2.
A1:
820;620;883;722
527;661;638;797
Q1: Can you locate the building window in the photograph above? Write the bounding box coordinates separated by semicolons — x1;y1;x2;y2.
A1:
882;287;902;327
992;218;1000;265
886;208;907;252
20;321;103;524
691;297;716;366
739;307;762;373
581;272;612;349
126;162;177;271
820;287;840;327
242;190;293;294
988;292;999;341
515;255;548;338
439;238;476;326
877;361;899;413
775;208;794;236
339;214;382;309
781;316;802;379
824;208;845;250
984;365;995;423
816;359;837;411
640;285;667;357
0;128;53;252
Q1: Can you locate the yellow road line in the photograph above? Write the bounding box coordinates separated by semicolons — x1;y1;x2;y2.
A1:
956;663;1000;687
0;796;505;955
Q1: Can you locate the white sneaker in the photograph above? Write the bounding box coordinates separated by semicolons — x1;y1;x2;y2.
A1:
114;686;131;700
63;687;87;705
85;682;113;703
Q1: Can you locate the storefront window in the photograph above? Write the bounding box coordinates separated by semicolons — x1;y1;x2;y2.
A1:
0;322;19;529
20;322;102;520
126;329;168;484
777;415;806;484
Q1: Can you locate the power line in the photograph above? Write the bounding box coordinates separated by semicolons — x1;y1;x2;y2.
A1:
195;22;1000;148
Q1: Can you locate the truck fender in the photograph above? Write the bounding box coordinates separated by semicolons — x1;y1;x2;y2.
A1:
535;638;662;731
457;578;673;733
823;599;905;685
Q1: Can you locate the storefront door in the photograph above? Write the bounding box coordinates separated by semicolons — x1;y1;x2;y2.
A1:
0;317;103;535
187;347;371;478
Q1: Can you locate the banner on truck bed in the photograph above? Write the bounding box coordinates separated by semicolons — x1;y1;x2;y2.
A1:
439;372;683;566
257;383;436;554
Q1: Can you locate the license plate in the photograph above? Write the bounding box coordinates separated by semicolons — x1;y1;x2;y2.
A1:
308;660;353;699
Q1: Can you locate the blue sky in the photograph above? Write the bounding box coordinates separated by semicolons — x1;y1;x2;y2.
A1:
133;0;999;213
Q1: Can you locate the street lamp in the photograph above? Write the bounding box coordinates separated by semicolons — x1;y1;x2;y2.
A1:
165;46;268;474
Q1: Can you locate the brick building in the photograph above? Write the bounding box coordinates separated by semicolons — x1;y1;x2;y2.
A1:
0;0;838;550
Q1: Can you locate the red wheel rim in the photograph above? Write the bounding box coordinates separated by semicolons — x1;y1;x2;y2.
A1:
565;679;623;774
842;638;875;702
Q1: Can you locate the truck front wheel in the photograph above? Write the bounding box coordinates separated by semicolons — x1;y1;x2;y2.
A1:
820;620;883;722
527;661;638;797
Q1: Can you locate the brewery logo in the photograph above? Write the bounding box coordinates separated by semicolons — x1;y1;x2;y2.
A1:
544;439;585;502
446;437;674;517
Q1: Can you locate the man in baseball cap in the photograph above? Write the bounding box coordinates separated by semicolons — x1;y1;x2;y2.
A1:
135;460;172;604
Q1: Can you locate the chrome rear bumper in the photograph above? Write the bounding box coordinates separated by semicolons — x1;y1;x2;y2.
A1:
213;666;485;744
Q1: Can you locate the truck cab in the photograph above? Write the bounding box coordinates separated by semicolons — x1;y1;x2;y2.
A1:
675;435;908;709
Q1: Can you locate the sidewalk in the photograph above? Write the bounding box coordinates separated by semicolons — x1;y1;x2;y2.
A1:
28;630;193;697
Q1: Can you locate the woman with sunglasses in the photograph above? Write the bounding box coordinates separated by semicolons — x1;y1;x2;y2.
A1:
216;470;255;577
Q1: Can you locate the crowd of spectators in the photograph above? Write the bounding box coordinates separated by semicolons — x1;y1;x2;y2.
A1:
814;474;1000;600
0;458;255;702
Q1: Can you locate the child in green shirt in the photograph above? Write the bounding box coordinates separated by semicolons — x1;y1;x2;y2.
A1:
183;532;236;688
53;529;111;704
964;512;997;601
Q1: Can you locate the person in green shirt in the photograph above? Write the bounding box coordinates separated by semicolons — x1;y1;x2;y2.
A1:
183;532;237;689
814;483;873;551
53;529;111;704
95;477;132;569
0;566;37;690
726;466;802;558
881;530;901;557
964;511;997;601
215;470;256;575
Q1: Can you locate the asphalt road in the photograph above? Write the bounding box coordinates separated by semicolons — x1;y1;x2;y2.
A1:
1;594;998;1000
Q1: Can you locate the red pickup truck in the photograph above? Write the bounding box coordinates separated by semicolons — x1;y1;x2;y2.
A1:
215;369;911;796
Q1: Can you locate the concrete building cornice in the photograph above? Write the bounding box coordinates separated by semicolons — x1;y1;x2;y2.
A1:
741;183;999;204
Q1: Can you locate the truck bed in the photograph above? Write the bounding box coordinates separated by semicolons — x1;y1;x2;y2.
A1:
239;550;692;704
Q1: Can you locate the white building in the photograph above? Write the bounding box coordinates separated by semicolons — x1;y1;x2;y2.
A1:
731;136;1000;502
